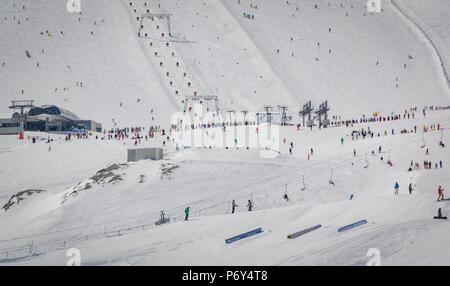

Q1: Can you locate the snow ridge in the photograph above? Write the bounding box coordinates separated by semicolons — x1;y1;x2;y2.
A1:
391;0;450;93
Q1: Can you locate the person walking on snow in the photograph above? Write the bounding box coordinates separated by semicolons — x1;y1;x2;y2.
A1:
394;182;400;195
247;200;253;211
437;186;445;201
231;200;238;214
184;206;190;221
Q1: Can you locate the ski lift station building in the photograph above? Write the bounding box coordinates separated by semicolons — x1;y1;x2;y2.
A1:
0;103;102;135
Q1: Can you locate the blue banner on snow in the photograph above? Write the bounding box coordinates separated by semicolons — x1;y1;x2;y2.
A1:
225;228;263;244
338;220;367;233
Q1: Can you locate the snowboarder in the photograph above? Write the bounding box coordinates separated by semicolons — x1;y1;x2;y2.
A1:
231;200;238;214
434;208;447;220
394;182;400;195
247;200;253;211
184;206;190;221
437;186;444;201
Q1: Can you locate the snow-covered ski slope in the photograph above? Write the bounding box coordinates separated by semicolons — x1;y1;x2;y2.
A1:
1;110;450;265
394;0;450;89
0;0;179;128
1;0;450;130
1;0;450;265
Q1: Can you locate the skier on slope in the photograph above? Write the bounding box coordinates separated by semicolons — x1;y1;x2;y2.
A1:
231;200;238;214
247;200;253;211
394;182;400;195
408;183;413;194
437;186;445;201
184;206;190;221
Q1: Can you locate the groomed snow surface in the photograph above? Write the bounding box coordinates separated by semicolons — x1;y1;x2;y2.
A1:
1;0;450;265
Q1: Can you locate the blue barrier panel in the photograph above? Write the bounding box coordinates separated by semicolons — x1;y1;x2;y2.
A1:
225;228;263;244
338;220;367;233
287;224;322;239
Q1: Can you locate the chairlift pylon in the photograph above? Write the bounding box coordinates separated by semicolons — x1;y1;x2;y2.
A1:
364;152;369;169
301;175;306;191
329;168;335;186
421;133;426;148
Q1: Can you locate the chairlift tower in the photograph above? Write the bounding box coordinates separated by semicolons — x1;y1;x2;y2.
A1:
139;13;173;37
9;100;35;133
277;105;288;126
226;110;236;126
241;109;249;125
263;105;273;125
184;95;219;114
299;100;313;127
9;100;34;117
315;100;330;128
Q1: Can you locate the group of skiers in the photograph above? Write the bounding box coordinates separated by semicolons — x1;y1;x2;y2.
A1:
131;1;199;104
330;106;430;128
394;183;445;201
243;12;255;20
229;199;254;213
183;199;254;221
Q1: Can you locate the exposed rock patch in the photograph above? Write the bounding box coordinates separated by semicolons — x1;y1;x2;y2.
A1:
2;189;46;211
62;163;127;204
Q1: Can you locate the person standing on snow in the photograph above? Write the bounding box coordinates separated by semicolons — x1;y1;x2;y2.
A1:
231;200;238;214
247;200;253;211
408;183;413;194
184;206;190;221
341;137;344;145
437;186;445;201
394;182;400;195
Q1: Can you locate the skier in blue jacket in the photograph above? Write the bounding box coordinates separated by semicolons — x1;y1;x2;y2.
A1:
394;182;400;195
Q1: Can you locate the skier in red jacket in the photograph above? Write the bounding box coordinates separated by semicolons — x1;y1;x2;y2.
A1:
437;186;445;201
